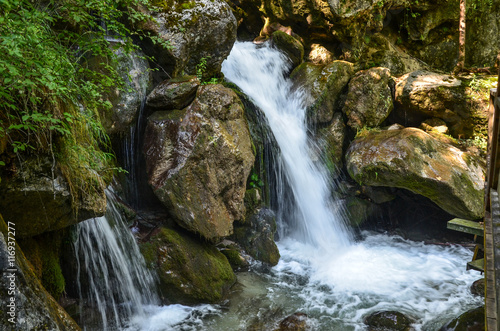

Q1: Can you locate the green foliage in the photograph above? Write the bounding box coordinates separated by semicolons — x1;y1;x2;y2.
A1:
0;0;169;207
248;172;264;188
196;56;219;85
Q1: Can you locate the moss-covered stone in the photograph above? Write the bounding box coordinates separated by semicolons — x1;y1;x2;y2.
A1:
290;61;354;125
439;306;485;331
316;112;346;177
271;30;304;69
0;214;80;330
146;75;200;112
144;85;255;241
364;310;413;331
346;127;485;220
232;208;280;265
140;226;236;304
342;67;394;129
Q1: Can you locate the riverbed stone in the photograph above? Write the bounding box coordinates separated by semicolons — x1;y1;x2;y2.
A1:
143;85;255;241
277;312;308;331
364;310;413;331
232;208;280;265
137;0;237;81
290;61;354;125
439;306;485;331
346;127;485;220
0;156;106;239
140;226;236;304
342;67;394;129
0;215;81;330
470;279;485;297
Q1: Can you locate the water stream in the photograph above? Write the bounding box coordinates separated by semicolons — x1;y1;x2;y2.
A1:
76;41;482;330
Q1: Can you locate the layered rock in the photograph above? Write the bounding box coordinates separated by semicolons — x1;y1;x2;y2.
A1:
143;85;255;240
0;215;80;330
346;127;485;220
138;0;237;81
140;226;235;304
0;157;106;239
342;67;394;129
291;61;354;125
393;70;470;136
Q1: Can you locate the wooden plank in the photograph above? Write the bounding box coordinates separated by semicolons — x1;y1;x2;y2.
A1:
447;218;484;236
467;258;485;272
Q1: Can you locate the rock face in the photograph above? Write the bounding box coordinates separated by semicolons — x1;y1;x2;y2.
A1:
232;208;280;266
146;76;200;112
0;215;80;330
393;70;469;137
140;226;235;304
346;127;485;220
143;85;255;240
364;310;413;331
290;61;354;125
102;47;152;135
138;0;237;81
342;67;394;129
316;112;346;176
0;157;106;239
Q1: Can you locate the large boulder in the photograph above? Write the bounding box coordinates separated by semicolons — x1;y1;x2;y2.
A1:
0;157;106;239
137;0;237;81
0;215;80;330
140;226;235;304
364;310;414;331
290;61;354;125
393;70;470;137
101;47;152;135
342;67;394;129
439;306;485;331
143;85;255;240
346;127;485;220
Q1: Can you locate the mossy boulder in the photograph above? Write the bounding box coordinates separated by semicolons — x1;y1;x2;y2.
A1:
143;85;255;240
470;279;484;297
346;127;485;220
140;226;235;304
467;3;500;68
344;196;380;227
101;47;152;135
393;70;471;137
342;67;394;129
232;208;280;265
271;30;304;69
439;306;485;331
276;312;308;331
290;61;354;125
137;0;237;81
364;310;414;331
0;156;106;238
316;112;346;177
146;75;200;112
0;215;80;330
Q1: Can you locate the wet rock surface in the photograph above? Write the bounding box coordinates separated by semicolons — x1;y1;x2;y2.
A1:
143;84;254;240
346;127;485;220
440;306;485;331
364;310;414;331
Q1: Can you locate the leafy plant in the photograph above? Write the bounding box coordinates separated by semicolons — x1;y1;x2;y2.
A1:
248;172;264;188
196;56;219;85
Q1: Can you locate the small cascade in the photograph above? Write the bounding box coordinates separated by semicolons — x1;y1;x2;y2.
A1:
222;42;352;250
73;189;158;330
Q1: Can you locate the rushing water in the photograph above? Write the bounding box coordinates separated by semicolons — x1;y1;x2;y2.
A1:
77;41;482;330
73;190;159;330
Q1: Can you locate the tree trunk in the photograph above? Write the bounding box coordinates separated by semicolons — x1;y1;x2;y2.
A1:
455;0;466;73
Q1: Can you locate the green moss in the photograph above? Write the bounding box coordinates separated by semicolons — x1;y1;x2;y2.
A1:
140;226;235;304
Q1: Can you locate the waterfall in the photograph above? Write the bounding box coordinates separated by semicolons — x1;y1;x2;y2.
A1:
222;42;352;250
73;189;158;330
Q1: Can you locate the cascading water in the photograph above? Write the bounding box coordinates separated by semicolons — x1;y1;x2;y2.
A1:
73;189;158;330
214;41;483;330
